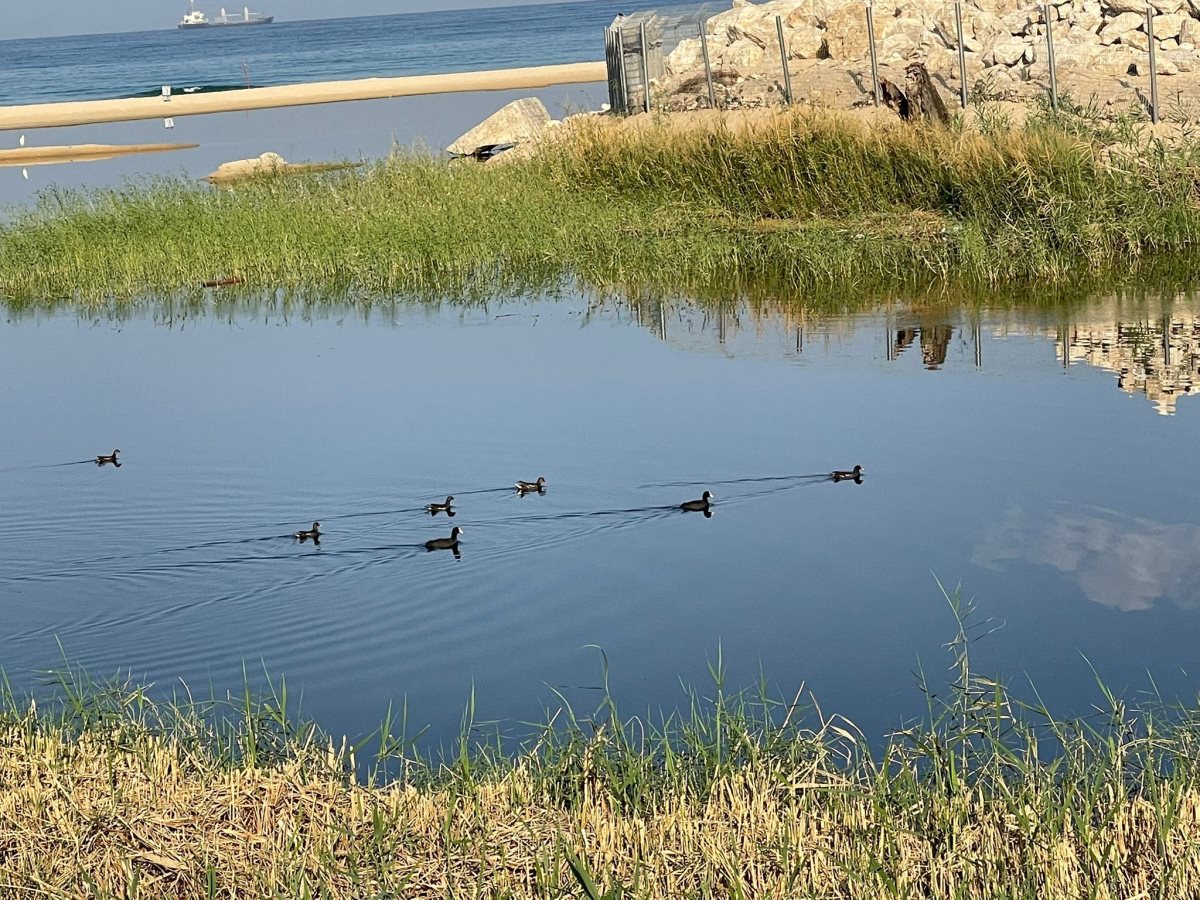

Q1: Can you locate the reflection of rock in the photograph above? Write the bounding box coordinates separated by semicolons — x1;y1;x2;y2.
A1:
975;505;1200;612
1058;318;1200;415
446;98;552;158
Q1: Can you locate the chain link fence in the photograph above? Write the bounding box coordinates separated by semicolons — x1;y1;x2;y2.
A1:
605;0;1193;122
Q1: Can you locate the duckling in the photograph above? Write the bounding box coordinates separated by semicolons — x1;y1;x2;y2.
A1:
831;465;864;483
426;495;455;515
425;526;463;551
294;521;320;541
515;476;546;493
95;449;121;467
680;490;714;512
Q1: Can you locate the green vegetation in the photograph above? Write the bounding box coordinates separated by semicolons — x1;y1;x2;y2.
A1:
4;100;1200;309
4;592;1200;897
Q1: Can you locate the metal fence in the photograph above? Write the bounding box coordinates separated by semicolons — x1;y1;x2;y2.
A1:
604;0;1174;123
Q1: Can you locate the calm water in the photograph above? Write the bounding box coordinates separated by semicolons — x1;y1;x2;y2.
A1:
0;0;639;106
1;290;1198;745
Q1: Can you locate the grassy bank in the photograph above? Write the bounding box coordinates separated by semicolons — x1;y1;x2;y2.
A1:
4;599;1200;897
3;102;1200;308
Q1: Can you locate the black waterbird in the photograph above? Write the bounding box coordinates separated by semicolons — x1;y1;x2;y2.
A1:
426;495;455;515
425;526;463;551
515;476;546;493
294;521;321;541
831;465;865;483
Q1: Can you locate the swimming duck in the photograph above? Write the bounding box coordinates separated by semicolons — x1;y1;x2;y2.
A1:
95;449;121;466
425;526;463;551
680;490;714;512
831;465;865;482
426;495;455;515
515;476;546;493
294;521;320;541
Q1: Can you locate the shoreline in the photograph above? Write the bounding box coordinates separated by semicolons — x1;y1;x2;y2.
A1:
0;61;607;131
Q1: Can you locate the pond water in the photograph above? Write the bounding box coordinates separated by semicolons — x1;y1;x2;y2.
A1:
1;290;1198;746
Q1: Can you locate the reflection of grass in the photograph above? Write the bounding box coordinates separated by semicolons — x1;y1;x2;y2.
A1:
3;104;1200;307
6;591;1200;896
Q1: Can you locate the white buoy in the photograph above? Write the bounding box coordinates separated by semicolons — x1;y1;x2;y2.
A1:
21;168;29;179
18;134;25;146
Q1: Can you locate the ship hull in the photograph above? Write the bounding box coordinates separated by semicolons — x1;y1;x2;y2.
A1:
178;17;273;28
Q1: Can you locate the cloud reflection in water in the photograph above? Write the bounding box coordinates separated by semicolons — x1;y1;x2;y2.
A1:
975;504;1200;612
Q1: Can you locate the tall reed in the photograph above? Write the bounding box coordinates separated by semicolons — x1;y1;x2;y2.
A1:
2;104;1199;309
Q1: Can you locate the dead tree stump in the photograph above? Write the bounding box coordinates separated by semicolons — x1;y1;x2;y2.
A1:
880;63;951;126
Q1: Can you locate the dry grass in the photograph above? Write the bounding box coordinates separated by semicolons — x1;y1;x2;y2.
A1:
5;594;1200;899
4;721;1200;898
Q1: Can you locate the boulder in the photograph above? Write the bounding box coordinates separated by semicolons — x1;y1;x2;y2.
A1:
447;98;551;157
1151;12;1187;38
1181;16;1200;44
716;41;769;76
1129;50;1179;73
787;23;826;58
993;35;1028;63
1163;46;1200;68
823;4;871;58
879;31;918;61
1103;0;1181;12
1098;11;1143;43
1092;44;1139;73
1123;28;1150;49
666;37;703;75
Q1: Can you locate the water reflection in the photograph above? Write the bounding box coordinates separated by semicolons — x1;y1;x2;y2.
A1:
976;504;1200;612
623;296;1200;416
1057;317;1200;415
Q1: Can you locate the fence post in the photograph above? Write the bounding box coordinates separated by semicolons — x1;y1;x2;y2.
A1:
954;0;968;108
616;29;628;113
639;22;652;113
700;23;717;108
1147;6;1160;123
604;28;615;111
865;0;881;106
775;15;793;105
1043;2;1058;111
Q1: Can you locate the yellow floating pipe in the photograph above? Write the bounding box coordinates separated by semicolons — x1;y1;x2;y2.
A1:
0;62;608;131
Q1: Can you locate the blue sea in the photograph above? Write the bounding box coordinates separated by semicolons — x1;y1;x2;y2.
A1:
0;0;636;106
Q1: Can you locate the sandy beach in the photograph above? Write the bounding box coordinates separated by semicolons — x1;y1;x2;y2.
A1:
0;62;607;131
0;142;198;167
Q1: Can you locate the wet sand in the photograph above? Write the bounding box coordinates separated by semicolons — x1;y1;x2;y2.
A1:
0;62;607;131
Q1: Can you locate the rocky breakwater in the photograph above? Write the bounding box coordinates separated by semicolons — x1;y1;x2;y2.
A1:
658;0;1200;111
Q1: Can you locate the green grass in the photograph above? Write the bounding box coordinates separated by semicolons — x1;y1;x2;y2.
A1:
3;101;1200;311
4;589;1200;896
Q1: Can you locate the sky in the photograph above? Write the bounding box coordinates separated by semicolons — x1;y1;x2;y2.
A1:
4;0;552;40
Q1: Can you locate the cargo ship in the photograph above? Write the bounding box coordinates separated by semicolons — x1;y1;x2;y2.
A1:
178;2;274;28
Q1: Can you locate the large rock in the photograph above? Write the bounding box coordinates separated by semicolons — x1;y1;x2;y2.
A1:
787;23;826;57
666;37;704;75
993;35;1028;63
447;98;551;157
1180;16;1200;44
1163;46;1200;69
822;3;871;58
1151;12;1188;39
1102;0;1181;12
1098;11;1143;43
715;41;769;76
